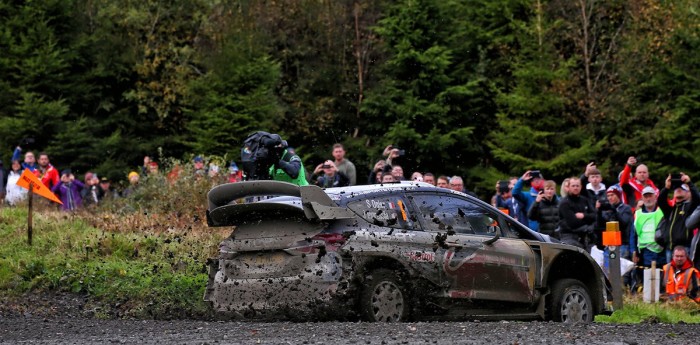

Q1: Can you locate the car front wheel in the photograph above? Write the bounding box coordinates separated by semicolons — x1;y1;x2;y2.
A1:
359;269;408;322
550;278;593;323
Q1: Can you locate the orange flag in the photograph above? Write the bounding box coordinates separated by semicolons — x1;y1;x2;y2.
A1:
16;169;63;204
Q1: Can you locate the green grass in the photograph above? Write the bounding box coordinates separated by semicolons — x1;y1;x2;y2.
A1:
596;296;700;323
0;206;226;319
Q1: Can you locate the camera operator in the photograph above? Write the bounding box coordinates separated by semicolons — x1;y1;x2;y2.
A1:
312;160;349;188
658;173;700;263
269;145;308;186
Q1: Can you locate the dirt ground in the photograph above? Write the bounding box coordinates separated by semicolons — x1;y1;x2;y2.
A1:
1;292;699;345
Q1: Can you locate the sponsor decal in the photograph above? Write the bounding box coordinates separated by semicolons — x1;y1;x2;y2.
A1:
405;251;435;262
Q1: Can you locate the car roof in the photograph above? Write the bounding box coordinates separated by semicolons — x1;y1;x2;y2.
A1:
323;181;474;203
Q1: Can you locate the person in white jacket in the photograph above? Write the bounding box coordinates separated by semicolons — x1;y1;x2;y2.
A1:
5;159;27;205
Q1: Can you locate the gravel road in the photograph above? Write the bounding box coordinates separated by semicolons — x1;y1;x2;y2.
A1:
2;317;698;345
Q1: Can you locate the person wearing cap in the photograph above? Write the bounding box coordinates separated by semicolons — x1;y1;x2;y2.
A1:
634;185;667;269
51;169;84;211
658;173;700;264
597;184;635;287
193;156;207;178
99;177;120;200
227;162;243;183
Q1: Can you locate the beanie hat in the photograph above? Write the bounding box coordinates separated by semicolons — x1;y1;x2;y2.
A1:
606;185;622;199
128;171;139;179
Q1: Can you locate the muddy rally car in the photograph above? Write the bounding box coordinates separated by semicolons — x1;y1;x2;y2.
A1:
204;181;611;322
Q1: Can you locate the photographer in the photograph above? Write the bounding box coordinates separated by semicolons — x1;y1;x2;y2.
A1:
51;169;84;211
513;170;545;231
382;144;405;168
269;145;308;186
658;173;700;263
312;160;349;188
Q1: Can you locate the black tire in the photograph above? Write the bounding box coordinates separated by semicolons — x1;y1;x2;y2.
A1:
550;278;594;323
359;269;409;322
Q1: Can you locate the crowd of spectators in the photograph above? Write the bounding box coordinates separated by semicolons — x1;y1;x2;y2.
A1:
2;140;698;303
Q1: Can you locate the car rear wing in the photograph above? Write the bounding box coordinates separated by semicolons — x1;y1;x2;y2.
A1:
206;180;355;227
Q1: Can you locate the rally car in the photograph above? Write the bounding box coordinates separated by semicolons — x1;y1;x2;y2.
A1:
204;180;611;322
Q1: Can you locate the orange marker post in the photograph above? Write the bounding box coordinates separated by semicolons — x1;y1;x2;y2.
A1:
604;221;623;310
16;169;62;245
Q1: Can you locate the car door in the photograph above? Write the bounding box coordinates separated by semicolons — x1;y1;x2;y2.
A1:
409;192;536;304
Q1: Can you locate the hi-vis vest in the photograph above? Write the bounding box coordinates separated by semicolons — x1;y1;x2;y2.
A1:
663;263;700;303
269;149;308;186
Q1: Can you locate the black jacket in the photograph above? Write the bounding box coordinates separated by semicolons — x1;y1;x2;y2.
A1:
528;196;560;236
558;194;596;234
659;183;700;248
597;202;634;245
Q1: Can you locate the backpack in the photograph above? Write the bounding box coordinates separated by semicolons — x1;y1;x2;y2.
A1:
241;131;284;180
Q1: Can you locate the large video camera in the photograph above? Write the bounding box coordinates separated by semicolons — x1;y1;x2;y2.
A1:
241;132;287;181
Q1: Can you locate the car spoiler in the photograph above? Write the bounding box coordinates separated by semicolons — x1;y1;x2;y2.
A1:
206;180;355;227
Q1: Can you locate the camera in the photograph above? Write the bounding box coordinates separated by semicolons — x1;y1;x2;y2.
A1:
529;170;541;178
671;173;683;189
397;149;405;156
322;164;331;169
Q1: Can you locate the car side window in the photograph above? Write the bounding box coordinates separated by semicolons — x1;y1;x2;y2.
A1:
347;195;418;230
410;193;500;236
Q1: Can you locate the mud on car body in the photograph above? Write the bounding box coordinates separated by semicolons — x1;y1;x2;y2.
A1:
204;181;612;322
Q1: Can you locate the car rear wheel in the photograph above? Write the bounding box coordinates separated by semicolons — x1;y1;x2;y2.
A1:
359;269;408;322
550;278;593;323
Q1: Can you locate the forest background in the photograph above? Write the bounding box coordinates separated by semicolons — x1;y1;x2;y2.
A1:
1;0;699;198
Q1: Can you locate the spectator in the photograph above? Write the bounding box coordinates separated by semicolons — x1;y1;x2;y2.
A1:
509;177;528;224
558;177;596;249
658;173;700;263
513;170;546;231
449;176;465;193
491;180;506;207
582;165;608;248
527;180;560;239
82;173;103;207
193;156;207;178
312;160;349;188
11;146;37;173
51;169;84;211
620;156;658;210
332;143;357;186
663;246;700;303
423;173;436;186
122;171;140;197
436;176;449;189
4;159;27;205
381;172;396;183
269;144;308;186
391;165;406;181
0;160;6;204
598;184;635;287
367;160;387;184
141;155;152;175
99;177;120;200
148;162;159;175
382;144;404;168
634;186;666;269
560;177;571;198
227;162;243;183
37;152;59;190
410;171;423;182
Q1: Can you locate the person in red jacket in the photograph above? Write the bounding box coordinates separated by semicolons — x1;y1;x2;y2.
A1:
620;156;658;210
663;246;700;303
37;152;59;190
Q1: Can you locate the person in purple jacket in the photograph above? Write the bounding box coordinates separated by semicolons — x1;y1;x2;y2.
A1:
51;169;84;211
